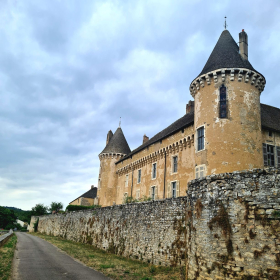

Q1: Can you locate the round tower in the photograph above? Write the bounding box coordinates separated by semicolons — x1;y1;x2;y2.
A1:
190;29;266;176
98;127;131;207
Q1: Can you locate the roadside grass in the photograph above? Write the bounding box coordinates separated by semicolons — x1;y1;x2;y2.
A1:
0;234;17;280
30;233;184;280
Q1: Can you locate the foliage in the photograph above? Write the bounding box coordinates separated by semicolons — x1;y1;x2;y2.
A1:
4;207;31;223
66;205;101;212
0;234;17;280
124;195;152;204
31;204;48;216
0;207;17;230
49;202;64;213
30;232;182;280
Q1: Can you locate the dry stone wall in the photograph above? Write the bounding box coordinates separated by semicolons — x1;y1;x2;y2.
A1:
36;168;280;279
186;168;280;279
38;198;188;267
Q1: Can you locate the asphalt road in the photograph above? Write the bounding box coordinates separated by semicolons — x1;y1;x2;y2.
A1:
13;232;110;280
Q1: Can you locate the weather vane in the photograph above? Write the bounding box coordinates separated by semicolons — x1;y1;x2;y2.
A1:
119;117;121;127
224;16;228;30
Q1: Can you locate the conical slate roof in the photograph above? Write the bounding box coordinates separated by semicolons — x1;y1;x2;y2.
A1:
198;30;256;77
100;127;131;155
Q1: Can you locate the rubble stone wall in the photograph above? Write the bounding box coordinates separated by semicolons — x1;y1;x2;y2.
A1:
36;168;280;279
186;168;280;279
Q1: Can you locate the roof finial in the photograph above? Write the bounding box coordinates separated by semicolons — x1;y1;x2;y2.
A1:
224;16;227;30
119;117;121;127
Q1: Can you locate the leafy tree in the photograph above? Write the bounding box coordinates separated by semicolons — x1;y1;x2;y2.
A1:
49;202;63;213
31;204;48;216
0;206;17;229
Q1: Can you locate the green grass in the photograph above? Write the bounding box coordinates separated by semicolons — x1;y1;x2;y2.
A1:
0;234;17;280
30;232;184;280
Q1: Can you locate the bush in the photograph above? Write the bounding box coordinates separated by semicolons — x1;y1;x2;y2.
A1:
66;205;101;212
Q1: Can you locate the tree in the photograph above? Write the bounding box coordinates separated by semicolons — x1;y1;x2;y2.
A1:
49;202;63;213
0;206;17;229
31;204;48;216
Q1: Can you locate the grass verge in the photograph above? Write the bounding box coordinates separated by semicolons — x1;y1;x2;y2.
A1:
30;233;184;280
0;234;17;280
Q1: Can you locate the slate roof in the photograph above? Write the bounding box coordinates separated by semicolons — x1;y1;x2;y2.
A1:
117;111;194;163
101;127;131;155
116;104;280;164
261;104;280;132
195;30;261;80
69;187;97;204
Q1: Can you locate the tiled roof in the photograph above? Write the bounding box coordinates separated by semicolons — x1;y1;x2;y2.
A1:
116;103;280;164
261;103;280;132
196;30;261;79
69;187;97;204
101;127;131;155
117;111;194;163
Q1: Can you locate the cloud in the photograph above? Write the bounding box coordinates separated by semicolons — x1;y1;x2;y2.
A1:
0;0;279;210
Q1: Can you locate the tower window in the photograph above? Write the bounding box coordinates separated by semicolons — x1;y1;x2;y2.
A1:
137;169;141;183
219;84;227;118
172;156;178;173
152;163;157;179
197;127;204;151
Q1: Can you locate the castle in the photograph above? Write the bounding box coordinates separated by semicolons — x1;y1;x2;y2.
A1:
91;29;280;207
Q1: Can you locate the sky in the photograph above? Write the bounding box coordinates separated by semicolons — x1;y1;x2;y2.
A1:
0;0;279;210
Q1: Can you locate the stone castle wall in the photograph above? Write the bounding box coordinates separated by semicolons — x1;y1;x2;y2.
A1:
37;168;280;279
38;198;188;267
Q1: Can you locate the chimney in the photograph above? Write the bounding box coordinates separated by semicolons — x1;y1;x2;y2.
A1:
106;130;113;145
91;185;94;189
143;134;149;144
239;29;248;60
186;100;194;114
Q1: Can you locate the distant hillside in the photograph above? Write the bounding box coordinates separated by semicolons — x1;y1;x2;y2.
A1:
3;206;31;223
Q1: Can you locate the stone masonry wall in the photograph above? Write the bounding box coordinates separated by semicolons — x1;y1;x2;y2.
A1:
38;198;188;267
37;168;280;279
186;168;280;279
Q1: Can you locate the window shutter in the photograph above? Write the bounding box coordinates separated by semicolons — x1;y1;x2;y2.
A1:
176;181;180;198
277;146;280;168
263;143;268;166
149;187;151;198
167;182;171;198
155;186;158;200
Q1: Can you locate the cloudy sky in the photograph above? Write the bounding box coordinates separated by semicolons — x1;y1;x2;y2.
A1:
1;0;279;210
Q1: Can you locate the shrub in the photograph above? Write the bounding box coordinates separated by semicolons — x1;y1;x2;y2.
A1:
66;205;101;212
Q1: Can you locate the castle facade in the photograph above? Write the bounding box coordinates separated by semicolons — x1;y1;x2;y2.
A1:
97;29;280;207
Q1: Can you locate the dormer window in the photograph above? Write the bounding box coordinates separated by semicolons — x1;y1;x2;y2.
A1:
220;84;227;118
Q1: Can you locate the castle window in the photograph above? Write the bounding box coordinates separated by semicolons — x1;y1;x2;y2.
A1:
167;181;180;198
195;165;205;179
137;169;141;183
197;127;204;151
269;131;273;137
172;156;178;173
152;163;157;179
149;186;157;200
219;84;227;118
263;144;276;167
125;174;129;187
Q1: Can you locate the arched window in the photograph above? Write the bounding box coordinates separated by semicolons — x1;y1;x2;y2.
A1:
220;84;227;118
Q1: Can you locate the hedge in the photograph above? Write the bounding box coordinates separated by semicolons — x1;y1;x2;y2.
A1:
65;205;100;212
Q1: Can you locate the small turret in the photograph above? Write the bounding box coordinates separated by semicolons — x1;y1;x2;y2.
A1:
98;127;131;206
